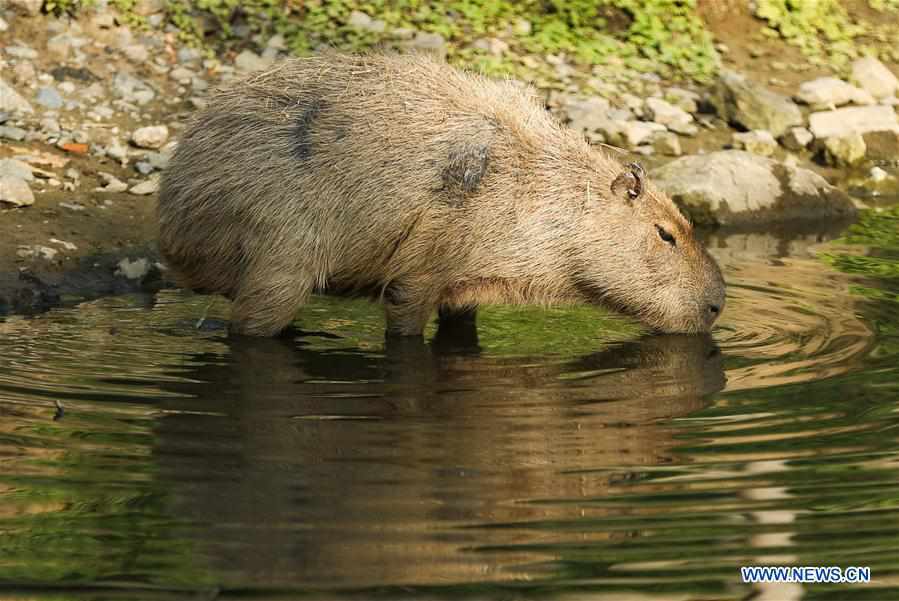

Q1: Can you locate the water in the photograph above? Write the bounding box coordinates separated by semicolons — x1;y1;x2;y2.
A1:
0;208;897;601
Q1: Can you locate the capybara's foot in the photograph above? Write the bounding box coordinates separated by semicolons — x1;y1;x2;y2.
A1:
229;277;310;337
384;302;433;338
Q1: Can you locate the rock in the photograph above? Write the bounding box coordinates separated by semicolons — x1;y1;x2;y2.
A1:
81;83;105;101
266;34;286;51
651;131;682;156
651;150;855;226
645;97;697;135
0;17;8;32
620;93;644;114
90;12;116;28
347;10;385;32
12;62;35;88
664;87;700;114
134;0;165;15
17;246;58;260
35;87;64;109
50;238;77;251
116;258;151;280
96;172;128;193
0;125;27;141
0;176;35;207
46;33;86;60
710;69;803;137
169;67;194;83
808;105;899;139
177;46;203;64
0;78;34;114
795;77;874;109
562;96;611;134
146;149;171;170
0;159;35;182
234;50;272;73
347;10;372;29
5;45;39;59
603;120;666;148
131;125;168;149
410;32;446;58
732;130;777;157
869;166;890;182
129;176;159;195
823;133;866;167
862;130;899;161
472;37;509;56
122;44;149;63
780;127;814;151
105;138;129;161
850;56;898;100
9;0;43;14
112;72;155;105
513;18;532;36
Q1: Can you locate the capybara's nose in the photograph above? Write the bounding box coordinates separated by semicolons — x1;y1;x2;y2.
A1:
709;304;720;316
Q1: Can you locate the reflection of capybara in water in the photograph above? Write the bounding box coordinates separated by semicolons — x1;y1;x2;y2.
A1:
158;53;725;337
154;332;724;587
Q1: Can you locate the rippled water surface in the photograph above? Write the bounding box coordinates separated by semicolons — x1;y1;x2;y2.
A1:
1;209;897;601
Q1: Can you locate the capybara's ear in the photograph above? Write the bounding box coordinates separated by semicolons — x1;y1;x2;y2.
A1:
610;162;645;202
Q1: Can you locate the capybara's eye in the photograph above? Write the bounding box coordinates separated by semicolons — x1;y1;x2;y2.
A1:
656;225;677;246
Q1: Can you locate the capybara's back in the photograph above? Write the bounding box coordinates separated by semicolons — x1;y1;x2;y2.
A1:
159;53;725;337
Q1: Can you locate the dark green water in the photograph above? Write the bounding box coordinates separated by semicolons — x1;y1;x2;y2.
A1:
0;207;897;601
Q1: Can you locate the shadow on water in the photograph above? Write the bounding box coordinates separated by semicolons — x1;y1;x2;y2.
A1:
152;328;724;591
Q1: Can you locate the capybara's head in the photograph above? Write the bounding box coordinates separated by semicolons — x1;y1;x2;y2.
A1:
575;162;726;334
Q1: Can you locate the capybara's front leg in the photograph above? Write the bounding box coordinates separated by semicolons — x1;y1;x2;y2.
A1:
230;270;313;337
437;305;477;328
384;300;435;337
384;281;436;337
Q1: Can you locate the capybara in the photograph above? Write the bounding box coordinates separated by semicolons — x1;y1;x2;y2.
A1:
158;53;726;337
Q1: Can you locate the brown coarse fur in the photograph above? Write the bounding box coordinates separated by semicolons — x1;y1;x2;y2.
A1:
158;52;726;337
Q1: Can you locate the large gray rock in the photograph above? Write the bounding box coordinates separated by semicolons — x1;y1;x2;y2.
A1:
710;69;803;137
808;105;899;139
850;57;898;100
651;150;855;226
0;78;34;114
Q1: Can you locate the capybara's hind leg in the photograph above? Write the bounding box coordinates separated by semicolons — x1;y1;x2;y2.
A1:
229;270;313;337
